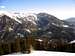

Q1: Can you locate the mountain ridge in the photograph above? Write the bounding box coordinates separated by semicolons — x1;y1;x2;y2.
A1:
0;11;75;42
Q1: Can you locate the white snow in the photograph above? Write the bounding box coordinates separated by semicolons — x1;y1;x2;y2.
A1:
35;39;43;42
25;13;37;25
0;11;12;17
48;32;52;34
0;11;38;25
13;12;37;25
69;40;75;44
17;33;24;37
0;11;22;24
0;11;38;26
25;29;31;33
9;27;13;31
63;25;69;27
52;23;59;26
3;50;75;56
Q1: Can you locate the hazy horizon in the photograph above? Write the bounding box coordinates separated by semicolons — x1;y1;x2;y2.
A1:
0;0;75;20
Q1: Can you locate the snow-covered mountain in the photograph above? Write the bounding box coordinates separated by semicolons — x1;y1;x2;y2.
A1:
0;11;75;42
0;11;38;31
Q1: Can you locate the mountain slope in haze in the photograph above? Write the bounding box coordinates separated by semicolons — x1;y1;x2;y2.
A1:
65;17;75;27
66;18;75;22
65;17;75;33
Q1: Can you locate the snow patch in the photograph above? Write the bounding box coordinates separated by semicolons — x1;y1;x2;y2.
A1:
35;39;43;42
52;23;59;26
3;51;75;56
69;40;75;44
25;29;31;33
63;25;69;27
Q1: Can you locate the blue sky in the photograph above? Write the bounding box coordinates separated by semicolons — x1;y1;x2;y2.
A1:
0;0;75;20
0;0;74;10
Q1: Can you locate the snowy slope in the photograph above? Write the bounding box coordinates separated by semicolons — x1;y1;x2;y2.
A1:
0;11;22;24
3;51;75;56
0;11;38;32
0;11;37;25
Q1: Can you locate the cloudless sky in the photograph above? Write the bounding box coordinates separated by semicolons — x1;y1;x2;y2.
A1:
0;0;75;20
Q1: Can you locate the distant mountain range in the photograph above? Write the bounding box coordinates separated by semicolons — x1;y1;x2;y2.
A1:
65;17;75;26
65;17;75;31
65;17;75;22
0;11;75;42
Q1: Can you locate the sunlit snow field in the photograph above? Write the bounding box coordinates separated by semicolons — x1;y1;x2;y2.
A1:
3;50;75;56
